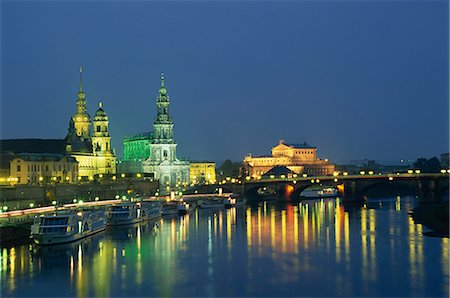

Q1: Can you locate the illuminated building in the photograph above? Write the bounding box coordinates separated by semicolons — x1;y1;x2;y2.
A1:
123;133;153;162
190;162;216;184
9;153;78;184
65;68;116;177
120;74;190;191
243;139;334;178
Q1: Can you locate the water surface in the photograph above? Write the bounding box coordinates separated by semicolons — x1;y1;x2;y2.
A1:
1;196;448;297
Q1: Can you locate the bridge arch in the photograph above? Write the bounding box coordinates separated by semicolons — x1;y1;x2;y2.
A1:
245;184;279;197
359;180;418;198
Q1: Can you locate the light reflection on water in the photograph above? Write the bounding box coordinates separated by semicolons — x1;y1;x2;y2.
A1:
0;196;448;297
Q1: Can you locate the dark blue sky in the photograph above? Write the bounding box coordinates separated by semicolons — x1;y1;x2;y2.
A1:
1;1;448;164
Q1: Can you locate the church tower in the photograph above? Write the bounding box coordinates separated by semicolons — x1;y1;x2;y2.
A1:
92;102;111;153
72;67;91;140
141;73;190;192
149;73;177;162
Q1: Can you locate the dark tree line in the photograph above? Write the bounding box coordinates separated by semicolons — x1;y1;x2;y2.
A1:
413;157;442;173
217;159;242;179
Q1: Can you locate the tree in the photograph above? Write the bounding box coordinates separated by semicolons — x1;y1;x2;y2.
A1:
218;159;242;179
413;157;441;173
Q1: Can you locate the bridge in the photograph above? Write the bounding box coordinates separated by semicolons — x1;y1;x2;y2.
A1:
224;173;449;202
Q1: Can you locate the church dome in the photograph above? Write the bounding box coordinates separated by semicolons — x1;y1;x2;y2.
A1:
94;102;108;120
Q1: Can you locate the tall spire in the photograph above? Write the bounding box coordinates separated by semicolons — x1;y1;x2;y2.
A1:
161;72;165;87
79;66;83;92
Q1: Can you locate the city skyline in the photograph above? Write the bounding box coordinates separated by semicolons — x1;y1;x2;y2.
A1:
1;1;448;164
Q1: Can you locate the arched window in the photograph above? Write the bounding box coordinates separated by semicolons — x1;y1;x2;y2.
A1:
163;150;168;159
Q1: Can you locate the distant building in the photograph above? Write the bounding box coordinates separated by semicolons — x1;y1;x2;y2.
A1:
10;153;78;184
0;139;71;185
119;74;190;192
243;140;334;178
190;162;216;184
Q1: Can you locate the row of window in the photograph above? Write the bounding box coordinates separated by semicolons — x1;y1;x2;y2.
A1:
40;227;67;234
23;164;76;173
42;218;69;225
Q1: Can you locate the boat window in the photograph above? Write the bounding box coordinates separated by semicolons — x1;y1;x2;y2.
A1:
42;217;69;226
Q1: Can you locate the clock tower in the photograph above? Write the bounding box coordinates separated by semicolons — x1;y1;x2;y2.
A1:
72;67;91;140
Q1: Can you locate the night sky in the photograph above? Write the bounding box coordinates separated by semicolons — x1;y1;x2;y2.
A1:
1;1;448;164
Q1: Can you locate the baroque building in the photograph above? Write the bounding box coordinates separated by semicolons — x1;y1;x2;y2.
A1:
243;140;334;178
190;162;216;185
120;74;190;191
10;153;78;184
65;68;116;177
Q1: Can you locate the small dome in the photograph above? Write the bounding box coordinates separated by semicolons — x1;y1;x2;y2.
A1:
94;102;108;119
95;107;107;117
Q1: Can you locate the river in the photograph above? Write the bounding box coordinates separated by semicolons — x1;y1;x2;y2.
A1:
1;196;448;297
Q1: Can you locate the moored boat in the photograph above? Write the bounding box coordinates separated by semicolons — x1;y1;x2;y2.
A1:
177;201;190;215
162;201;179;216
30;209;106;245
300;187;338;199
198;197;224;209
106;201;161;226
224;196;246;208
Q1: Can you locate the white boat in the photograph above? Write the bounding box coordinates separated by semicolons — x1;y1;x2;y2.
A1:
106;201;161;226
198;197;224;209
30;209;106;245
224;196;246;208
300;187;338;198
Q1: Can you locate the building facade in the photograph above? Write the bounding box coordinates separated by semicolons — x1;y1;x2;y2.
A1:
190;162;216;184
120;74;190;192
243;140;334;178
10;153;78;184
123;133;153;162
65;68;116;177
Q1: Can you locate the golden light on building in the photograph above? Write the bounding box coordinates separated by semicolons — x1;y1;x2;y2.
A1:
360;171;366;175
189;162;216;185
243;140;335;178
